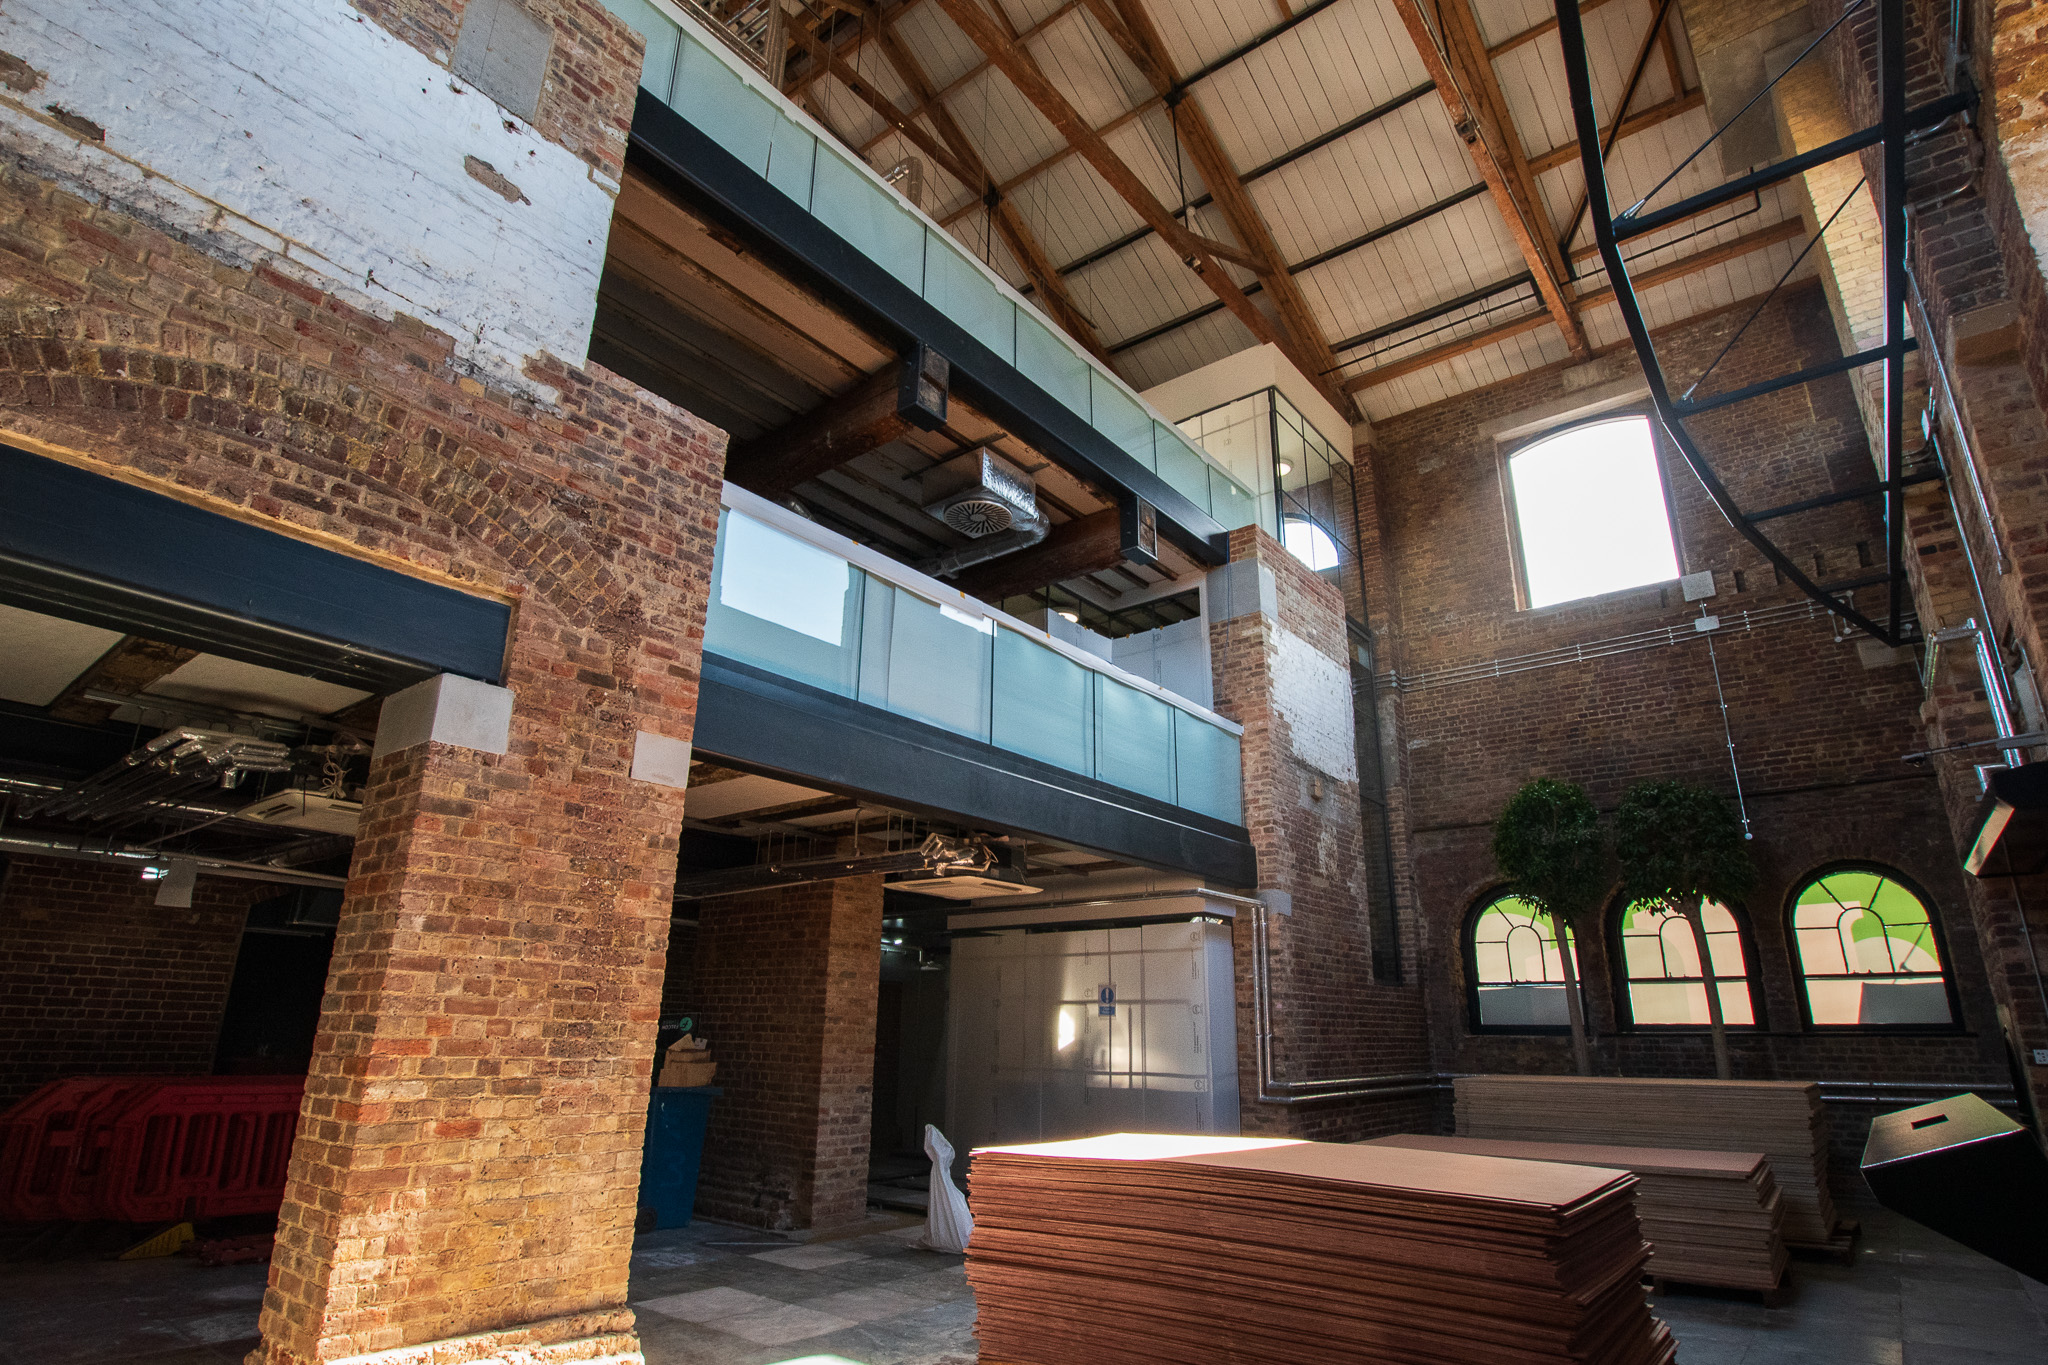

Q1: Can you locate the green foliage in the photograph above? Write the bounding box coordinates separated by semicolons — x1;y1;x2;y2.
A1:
1491;778;1607;929
1613;779;1756;913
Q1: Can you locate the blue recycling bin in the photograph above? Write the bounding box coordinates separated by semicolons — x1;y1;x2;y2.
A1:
640;1086;719;1229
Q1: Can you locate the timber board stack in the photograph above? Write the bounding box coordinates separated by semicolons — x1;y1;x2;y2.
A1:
968;1133;1675;1365
1455;1075;1837;1246
1364;1134;1789;1293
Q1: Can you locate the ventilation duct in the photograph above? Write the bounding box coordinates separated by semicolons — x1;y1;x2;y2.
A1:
917;448;1049;579
17;728;294;825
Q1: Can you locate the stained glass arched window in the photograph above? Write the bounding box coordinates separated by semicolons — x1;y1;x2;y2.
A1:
1468;894;1583;1030
1614;899;1756;1027
1791;867;1955;1027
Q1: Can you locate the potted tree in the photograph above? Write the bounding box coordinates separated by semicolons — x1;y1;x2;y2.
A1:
1614;780;1757;1080
1491;778;1605;1076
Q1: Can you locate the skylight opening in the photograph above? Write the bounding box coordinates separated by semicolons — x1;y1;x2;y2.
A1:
1508;415;1681;608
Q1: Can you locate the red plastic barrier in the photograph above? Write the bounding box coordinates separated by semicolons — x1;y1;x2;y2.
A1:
0;1075;305;1223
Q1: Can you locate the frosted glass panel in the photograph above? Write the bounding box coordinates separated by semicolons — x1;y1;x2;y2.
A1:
705;511;861;695
764;113;816;207
607;0;679;97
992;628;1093;774
1091;373;1156;472
1016;310;1091;419
1096;676;1175;803
925;247;1015;365
1173;709;1242;823
861;585;993;740
813;150;926;292
1153;423;1215;517
668;37;772;174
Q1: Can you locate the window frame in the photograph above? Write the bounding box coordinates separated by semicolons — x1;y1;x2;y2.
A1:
1499;412;1685;612
1786;862;1963;1034
1607;893;1764;1033
1461;888;1588;1035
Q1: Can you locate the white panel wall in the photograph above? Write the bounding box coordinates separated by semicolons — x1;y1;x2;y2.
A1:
0;0;618;399
946;919;1238;1153
1110;615;1214;711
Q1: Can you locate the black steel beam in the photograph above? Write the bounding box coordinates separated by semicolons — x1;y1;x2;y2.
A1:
0;442;507;690
1675;340;1916;417
1748;469;1940;522
694;653;1258;886
1613;88;1972;241
628;91;1231;565
1555;0;1904;645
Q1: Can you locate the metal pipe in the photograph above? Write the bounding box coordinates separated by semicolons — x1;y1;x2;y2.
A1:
918;510;1049;580
0;832;347;888
1908;250;2006;574
1935;620;2024;768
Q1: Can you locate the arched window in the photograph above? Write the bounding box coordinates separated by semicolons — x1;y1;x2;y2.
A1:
1506;415;1680;607
1467;893;1583;1030
1282;515;1341;570
1614;898;1757;1028
1791;867;1956;1027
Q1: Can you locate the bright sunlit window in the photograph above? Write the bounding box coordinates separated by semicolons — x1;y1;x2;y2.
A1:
1283;516;1341;570
1508;416;1680;607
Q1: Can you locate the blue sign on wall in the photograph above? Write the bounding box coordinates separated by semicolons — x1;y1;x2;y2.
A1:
1098;984;1116;1017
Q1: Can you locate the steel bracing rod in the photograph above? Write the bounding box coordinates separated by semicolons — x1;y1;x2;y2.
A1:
1881;0;1909;639
1747;469;1940;522
1674;340;1916;417
1613;88;1972;241
1553;0;1900;644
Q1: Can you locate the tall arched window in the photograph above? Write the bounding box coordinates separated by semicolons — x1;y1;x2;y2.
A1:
1466;893;1583;1030
1506;415;1680;607
1791;866;1956;1027
1614;898;1757;1028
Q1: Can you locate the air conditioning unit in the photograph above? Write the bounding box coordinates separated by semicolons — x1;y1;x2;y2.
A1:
239;790;363;835
921;447;1037;538
888;873;1043;901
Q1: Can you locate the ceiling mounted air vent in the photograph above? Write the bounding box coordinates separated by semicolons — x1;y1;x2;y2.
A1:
921;447;1037;540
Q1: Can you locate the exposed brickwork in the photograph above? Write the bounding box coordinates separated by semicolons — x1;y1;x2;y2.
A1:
689;873;881;1231
1363;280;2011;1190
1209;527;1433;1143
0;155;724;1364
0;856;266;1107
350;0;646;180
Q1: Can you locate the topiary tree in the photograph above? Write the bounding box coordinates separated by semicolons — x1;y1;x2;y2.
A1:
1614;780;1757;1080
1492;778;1606;1076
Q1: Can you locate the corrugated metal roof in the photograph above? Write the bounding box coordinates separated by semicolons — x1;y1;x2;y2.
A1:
790;0;1810;424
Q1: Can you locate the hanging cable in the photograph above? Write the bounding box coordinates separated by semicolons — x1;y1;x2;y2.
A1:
1703;612;1754;840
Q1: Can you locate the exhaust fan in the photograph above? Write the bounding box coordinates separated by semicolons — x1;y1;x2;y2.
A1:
921;447;1037;538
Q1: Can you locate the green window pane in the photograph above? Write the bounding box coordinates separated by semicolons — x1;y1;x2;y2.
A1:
991;628;1092;774
1791;870;1952;1026
764;112;816;208
667;33;773;174
1172;709;1241;823
859;584;992;741
1091;373;1156;473
813;150;926;293
1153;422;1215;518
924;245;1015;365
704;510;862;696
1094;675;1175;803
1016;309;1091;422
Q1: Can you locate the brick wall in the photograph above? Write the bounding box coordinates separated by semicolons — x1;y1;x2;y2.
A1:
689;873;881;1231
1362;282;2012;1183
0;137;724;1365
0;855;265;1108
1209;527;1434;1143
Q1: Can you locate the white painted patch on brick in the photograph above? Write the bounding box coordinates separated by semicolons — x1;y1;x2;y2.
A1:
1272;629;1357;783
0;0;618;399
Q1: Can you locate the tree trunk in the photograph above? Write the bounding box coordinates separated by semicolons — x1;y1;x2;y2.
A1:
1684;899;1732;1080
1556;918;1592;1076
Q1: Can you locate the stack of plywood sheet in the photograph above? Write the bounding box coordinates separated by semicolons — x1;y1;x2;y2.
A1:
1455;1075;1837;1246
968;1132;1675;1365
1363;1134;1788;1293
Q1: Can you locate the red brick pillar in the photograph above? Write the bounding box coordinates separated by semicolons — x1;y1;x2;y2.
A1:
251;668;699;1365
689;872;882;1231
1208;527;1431;1142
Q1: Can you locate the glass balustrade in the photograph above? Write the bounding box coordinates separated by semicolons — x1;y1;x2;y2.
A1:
705;493;1244;826
604;0;1272;543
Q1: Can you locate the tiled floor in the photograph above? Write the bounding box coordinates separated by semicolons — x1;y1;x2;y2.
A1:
0;1206;2042;1363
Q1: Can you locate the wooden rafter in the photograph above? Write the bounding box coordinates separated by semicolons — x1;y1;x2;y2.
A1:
854;0;1088;158
1399;0;1589;359
1341;217;1805;392
785;20;979;189
862;14;1117;365
1485;0;1625;60
1091;0;1358;420
785;0;918;96
1527;90;1702;175
931;0;1301;376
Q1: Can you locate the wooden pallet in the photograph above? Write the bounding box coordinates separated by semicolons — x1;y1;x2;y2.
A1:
1787;1217;1861;1265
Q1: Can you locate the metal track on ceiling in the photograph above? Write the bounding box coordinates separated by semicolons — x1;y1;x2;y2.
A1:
1554;0;1972;647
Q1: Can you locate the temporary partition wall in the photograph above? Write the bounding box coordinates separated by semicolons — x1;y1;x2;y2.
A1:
946;919;1239;1150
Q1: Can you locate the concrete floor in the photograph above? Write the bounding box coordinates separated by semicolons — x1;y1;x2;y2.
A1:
0;1207;2041;1363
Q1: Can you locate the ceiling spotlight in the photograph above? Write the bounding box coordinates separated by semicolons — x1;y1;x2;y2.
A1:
1058;610;1079;624
1277;460;1294;476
